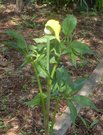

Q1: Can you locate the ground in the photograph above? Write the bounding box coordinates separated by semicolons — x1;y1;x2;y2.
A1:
0;3;103;135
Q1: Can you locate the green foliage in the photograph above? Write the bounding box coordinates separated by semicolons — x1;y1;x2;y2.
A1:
0;118;8;132
25;93;47;107
68;100;77;124
25;20;36;28
96;0;103;11
77;0;89;12
34;35;55;43
68;40;93;66
56;67;71;86
43;0;69;7
4;30;28;54
62;15;77;36
4;15;96;135
72;95;97;110
0;118;6;129
69;78;86;96
67;95;98;124
52;66;72;94
70;41;92;55
61;15;92;66
41;0;102;12
89;119;99;128
0;95;9;112
79;115;99;130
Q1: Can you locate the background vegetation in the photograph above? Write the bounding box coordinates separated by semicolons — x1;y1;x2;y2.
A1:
0;0;103;12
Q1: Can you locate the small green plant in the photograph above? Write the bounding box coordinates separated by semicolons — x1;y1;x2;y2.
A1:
79;116;99;131
0;118;8;132
0;96;9;111
96;0;103;11
0;118;5;129
43;0;88;10
75;0;89;12
4;15;97;135
22;84;28;92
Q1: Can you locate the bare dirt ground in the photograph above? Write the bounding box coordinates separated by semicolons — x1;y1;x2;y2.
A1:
0;3;103;135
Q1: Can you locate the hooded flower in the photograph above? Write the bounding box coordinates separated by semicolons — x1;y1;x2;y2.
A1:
44;19;61;41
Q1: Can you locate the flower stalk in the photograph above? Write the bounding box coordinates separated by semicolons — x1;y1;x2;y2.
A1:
45;37;51;135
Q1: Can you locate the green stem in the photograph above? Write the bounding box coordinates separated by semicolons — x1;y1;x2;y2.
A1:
45;38;59;135
32;63;46;129
50;64;57;80
47;38;50;72
45;37;51;135
50;99;59;135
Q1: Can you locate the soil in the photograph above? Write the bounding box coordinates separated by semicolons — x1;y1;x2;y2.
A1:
0;3;103;135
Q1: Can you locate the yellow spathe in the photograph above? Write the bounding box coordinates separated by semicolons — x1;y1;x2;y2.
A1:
44;19;61;41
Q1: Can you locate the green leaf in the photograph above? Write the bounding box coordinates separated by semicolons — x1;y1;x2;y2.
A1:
35;54;49;78
50;56;57;64
69;78;86;96
72;95;97;110
52;67;72;94
28;45;37;51
36;62;49;78
0;118;6;129
25;94;41;107
68;41;94;66
90;119;99;128
62;15;77;36
5;30;28;54
72;78;86;91
56;66;71;85
70;41;93;55
34;37;47;43
50;39;61;56
79;115;88;127
70;52;78;67
34;35;55;43
4;41;21;50
68;100;77;124
20;51;38;68
25;93;46;108
36;44;46;52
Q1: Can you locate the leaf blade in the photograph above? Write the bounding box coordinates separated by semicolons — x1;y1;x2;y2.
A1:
72;95;97;110
68;100;77;124
62;15;77;36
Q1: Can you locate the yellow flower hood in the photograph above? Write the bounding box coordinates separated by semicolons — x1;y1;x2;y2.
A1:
44;19;61;41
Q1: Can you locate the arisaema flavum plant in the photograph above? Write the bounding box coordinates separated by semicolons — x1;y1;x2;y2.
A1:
4;15;97;135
